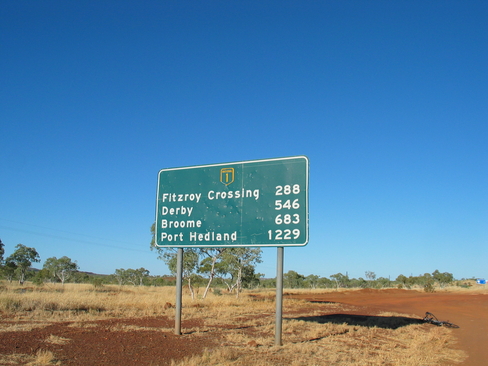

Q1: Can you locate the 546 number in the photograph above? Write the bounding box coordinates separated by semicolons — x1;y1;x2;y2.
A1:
275;199;300;210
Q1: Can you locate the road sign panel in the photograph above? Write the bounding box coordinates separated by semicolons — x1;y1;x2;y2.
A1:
155;156;309;248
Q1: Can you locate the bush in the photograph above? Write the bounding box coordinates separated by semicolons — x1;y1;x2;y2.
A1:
91;278;104;289
0;297;22;311
424;282;435;293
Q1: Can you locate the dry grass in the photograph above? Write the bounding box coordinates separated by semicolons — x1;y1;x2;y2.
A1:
0;353;33;365
45;335;71;345
0;281;472;365
0;283;177;320
27;349;59;365
0;322;51;332
0;350;60;366
172;289;468;366
173;321;465;366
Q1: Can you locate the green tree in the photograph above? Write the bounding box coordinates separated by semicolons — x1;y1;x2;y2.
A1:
260;278;276;288
0;238;4;265
219;247;262;297
317;276;334;288
32;268;50;286
6;244;40;285
43;256;79;284
151;223;201;298
198;248;227;299
240;265;262;289
304;274;320;289
124;268;150;286
114;268;145;286
114;268;127;286
2;261;17;283
365;271;377;287
284;270;305;288
350;277;367;288
432;270;454;288
376;277;391;288
396;274;408;288
162;249;200;299
330;273;349;289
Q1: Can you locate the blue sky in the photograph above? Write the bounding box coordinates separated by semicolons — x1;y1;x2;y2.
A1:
1;1;486;281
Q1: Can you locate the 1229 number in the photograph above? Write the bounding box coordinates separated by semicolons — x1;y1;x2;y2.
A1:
268;229;300;240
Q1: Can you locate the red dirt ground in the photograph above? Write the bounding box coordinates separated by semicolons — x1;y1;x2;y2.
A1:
287;289;488;366
0;317;216;366
0;289;486;365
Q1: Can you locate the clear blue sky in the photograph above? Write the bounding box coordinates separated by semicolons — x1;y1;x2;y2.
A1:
1;1;487;281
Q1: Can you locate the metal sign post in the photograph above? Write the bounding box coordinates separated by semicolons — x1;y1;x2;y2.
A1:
155;156;309;342
275;247;284;346
175;248;183;335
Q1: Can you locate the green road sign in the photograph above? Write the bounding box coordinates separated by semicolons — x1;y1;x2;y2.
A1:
155;156;309;248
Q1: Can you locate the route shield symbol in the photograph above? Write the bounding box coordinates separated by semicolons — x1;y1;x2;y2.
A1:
220;167;234;186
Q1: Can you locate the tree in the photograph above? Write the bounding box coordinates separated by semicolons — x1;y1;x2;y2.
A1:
351;277;367;288
330;273;349;289
240;265;262;289
162;248;200;299
219;247;262;297
317;276;334;288
2;261;17;283
396;274;408;288
151;223;203;298
6;244;40;285
304;274;320;289
43;256;79;284
32;268;50;286
135;268;150;285
125;268;150;286
0;239;4;265
284;270;305;288
376;277;391;288
114;268;127;286
113;268;150;286
432;270;454;288
198;248;227;299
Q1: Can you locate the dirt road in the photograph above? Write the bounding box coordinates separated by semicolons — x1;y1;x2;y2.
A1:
288;289;488;366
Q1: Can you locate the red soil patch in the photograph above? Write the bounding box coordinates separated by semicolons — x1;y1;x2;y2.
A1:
287;289;488;366
0;317;217;366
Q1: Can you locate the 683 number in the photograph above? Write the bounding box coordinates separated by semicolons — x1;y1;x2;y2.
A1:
275;214;300;225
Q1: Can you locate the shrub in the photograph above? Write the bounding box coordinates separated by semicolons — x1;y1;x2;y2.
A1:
91;278;104;289
424;282;435;293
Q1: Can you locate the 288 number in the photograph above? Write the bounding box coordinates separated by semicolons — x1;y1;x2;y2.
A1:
275;184;300;195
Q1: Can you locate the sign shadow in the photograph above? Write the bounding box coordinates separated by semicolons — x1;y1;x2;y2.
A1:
286;313;423;330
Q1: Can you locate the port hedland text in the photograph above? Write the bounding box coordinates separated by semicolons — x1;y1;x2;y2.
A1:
159;188;260;243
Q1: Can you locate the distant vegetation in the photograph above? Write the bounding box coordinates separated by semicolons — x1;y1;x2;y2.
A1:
0;238;471;293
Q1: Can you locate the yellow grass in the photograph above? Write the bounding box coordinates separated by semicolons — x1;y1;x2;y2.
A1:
45;335;70;345
0;281;472;365
0;353;33;365
0;283;178;320
27;349;58;366
173;321;465;366
0;349;60;366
